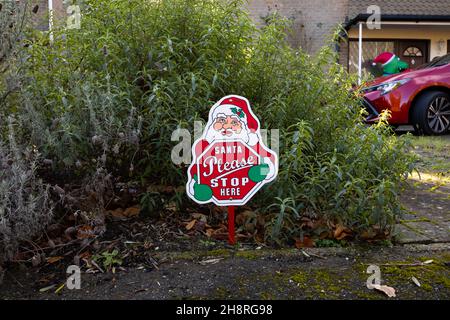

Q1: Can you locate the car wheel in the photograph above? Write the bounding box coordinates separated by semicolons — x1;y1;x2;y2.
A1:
412;91;450;135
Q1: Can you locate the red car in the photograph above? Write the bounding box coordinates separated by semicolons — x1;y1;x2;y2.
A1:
362;54;450;135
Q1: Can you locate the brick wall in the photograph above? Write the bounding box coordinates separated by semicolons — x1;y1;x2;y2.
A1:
30;0;49;30
27;1;351;62
29;1;349;54
338;40;349;67
29;0;65;30
246;0;349;54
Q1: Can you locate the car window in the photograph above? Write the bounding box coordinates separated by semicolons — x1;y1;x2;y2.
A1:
417;54;450;69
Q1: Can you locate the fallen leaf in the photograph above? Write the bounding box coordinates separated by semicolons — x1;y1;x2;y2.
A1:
256;215;266;228
236;232;251;240
244;222;255;233
64;226;77;239
76;225;95;239
301;250;311;258
360;229;377;240
39;284;56;293
107;208;126;220
31;255;41;267
47;239;56;248
294;236;314;248
372;284;396;297
78;251;91;259
336;231;351;240
334;224;351;239
194;220;206;232
319;231;332;239
143;242;153;250
124;206;140;217
199;258;223;265
53;185;65;195
210;226;228;240
185;219;196;230
55;283;65;294
211;206;226;216
211;232;230;240
236;210;256;226
411;276;421;287
205;228;214;238
192;213;207;222
300;217;314;229
46;256;63;264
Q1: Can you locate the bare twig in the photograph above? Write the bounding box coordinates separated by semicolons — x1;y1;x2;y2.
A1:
17;239;79;257
301;250;326;259
90;259;105;273
364;261;433;267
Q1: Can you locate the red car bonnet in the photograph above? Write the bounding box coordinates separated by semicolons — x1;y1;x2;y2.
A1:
364;69;413;87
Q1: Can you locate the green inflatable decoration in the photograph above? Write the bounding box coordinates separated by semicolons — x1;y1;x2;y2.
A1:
372;52;409;76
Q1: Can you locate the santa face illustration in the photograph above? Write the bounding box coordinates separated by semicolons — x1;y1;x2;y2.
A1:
205;111;250;143
187;95;278;205
213;115;242;136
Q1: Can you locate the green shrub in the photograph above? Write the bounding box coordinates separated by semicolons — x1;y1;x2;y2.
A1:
0;118;54;264
1;0;31;107
0;2;54;269
3;0;414;245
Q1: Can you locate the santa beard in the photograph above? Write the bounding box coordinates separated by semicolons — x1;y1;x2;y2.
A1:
204;124;250;144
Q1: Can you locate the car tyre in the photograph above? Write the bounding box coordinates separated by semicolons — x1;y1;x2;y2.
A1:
411;91;450;135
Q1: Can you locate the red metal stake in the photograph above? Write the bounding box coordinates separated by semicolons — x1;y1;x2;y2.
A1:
228;206;235;245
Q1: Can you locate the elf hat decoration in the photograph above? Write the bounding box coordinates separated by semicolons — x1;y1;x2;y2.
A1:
372;52;397;66
211;96;259;146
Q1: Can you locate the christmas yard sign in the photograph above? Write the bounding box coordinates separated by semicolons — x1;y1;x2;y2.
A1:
187;95;278;206
186;95;278;243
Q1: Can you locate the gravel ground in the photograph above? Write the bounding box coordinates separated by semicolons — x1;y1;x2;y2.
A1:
0;244;449;300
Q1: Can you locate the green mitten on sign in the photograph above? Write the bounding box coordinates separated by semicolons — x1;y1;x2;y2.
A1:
193;174;213;201
248;164;269;182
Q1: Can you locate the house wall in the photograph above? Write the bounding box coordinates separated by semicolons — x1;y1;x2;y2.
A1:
30;0;66;30
245;0;349;54
347;24;450;60
29;1;450;72
30;0;49;30
32;1;351;55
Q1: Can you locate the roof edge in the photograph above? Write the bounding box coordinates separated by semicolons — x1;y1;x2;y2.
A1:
344;14;450;29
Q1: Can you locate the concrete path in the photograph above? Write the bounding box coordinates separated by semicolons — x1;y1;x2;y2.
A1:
395;134;450;245
396;180;450;244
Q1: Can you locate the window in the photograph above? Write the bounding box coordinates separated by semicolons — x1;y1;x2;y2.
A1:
348;40;395;74
402;46;423;57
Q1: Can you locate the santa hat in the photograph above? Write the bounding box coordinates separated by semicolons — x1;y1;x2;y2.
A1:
372;52;396;66
211;96;259;146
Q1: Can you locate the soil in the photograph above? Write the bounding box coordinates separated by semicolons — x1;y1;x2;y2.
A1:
0;244;449;300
